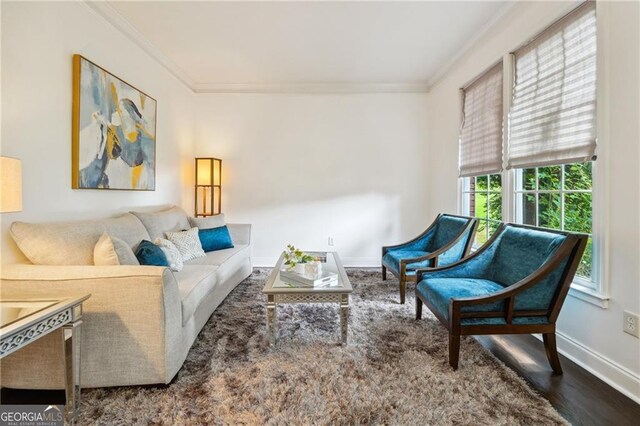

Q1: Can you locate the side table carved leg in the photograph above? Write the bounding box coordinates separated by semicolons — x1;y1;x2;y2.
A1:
63;308;82;425
340;294;349;345
267;295;277;345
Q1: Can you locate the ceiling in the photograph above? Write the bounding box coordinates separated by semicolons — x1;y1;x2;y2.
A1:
103;1;512;93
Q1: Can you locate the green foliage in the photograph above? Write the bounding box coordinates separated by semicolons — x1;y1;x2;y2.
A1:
283;244;314;269
472;174;503;245
536;163;593;278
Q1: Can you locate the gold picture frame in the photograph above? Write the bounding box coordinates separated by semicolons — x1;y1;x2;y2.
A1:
72;54;157;190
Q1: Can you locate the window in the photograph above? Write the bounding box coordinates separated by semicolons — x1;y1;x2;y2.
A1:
457;2;604;299
514;162;594;284
461;174;502;246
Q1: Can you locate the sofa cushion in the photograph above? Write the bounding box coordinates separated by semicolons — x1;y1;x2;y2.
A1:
135;240;169;267
173;265;219;324
199;226;234;252
188;214;225;229
10;213;149;265
383;249;434;274
131;206;190;241
416;278;505;320
185;244;249;267
103;213;151;249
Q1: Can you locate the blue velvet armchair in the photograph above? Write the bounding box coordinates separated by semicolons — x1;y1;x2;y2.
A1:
415;223;588;373
382;214;477;304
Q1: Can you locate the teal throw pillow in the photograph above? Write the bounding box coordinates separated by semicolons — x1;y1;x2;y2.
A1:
135;240;169;266
199;226;234;252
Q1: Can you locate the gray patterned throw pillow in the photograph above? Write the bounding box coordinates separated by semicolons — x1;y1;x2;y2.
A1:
165;227;205;262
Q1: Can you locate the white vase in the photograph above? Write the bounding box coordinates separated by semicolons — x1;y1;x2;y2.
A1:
294;263;306;275
304;261;321;277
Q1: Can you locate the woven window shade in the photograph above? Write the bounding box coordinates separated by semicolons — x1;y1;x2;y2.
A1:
507;1;597;169
459;62;504;177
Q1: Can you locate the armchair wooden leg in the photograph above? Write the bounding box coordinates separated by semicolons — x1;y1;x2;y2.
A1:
543;333;563;374
416;297;423;320
449;334;460;370
399;280;406;304
382;265;387;281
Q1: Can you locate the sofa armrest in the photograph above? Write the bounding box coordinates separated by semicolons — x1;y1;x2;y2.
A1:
0;265;182;387
227;223;252;246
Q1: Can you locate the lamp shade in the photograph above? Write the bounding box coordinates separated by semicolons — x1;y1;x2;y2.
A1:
195;157;222;217
0;157;22;213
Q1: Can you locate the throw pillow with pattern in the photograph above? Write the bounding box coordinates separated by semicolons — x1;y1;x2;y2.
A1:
165;227;206;262
154;238;184;272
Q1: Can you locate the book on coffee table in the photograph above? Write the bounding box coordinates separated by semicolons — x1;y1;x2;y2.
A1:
280;269;339;288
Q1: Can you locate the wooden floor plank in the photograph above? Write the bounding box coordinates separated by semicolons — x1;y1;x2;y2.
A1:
475;334;640;425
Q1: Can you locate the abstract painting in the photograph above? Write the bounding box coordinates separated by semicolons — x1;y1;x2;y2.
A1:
72;55;156;190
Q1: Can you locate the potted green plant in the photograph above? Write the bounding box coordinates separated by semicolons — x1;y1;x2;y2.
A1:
283;245;315;274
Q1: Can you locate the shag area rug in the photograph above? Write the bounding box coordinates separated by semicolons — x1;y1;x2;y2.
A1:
80;269;566;425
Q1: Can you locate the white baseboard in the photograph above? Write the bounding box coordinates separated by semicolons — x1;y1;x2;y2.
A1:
252;257;380;268
535;332;640;404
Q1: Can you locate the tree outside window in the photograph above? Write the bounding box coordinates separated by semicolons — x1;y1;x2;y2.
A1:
461;174;502;247
515;162;593;280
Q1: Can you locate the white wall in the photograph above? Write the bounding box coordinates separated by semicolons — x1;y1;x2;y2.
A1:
194;93;430;266
0;1;195;263
425;1;640;401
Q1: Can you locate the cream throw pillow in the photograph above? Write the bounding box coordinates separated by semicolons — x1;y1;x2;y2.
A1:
94;232;139;266
165;227;205;262
154;238;184;271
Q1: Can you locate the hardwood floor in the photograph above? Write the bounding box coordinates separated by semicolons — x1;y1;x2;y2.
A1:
2;334;638;424
475;334;640;425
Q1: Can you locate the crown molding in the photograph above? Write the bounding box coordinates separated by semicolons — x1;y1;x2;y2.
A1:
81;0;428;94
83;0;195;90
83;0;507;95
193;82;429;94
425;1;518;90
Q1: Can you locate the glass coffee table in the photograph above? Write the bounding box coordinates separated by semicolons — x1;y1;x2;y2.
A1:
262;251;353;345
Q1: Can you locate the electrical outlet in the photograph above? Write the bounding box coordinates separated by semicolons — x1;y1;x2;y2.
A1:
328;237;334;246
623;311;639;338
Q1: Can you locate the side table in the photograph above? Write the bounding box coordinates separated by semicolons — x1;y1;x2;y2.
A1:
0;294;90;424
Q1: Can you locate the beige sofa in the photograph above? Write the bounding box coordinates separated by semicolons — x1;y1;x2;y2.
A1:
0;206;252;388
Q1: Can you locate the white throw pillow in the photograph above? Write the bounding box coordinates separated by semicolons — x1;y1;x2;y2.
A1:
94;232;139;266
154;238;184;272
165;227;206;262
